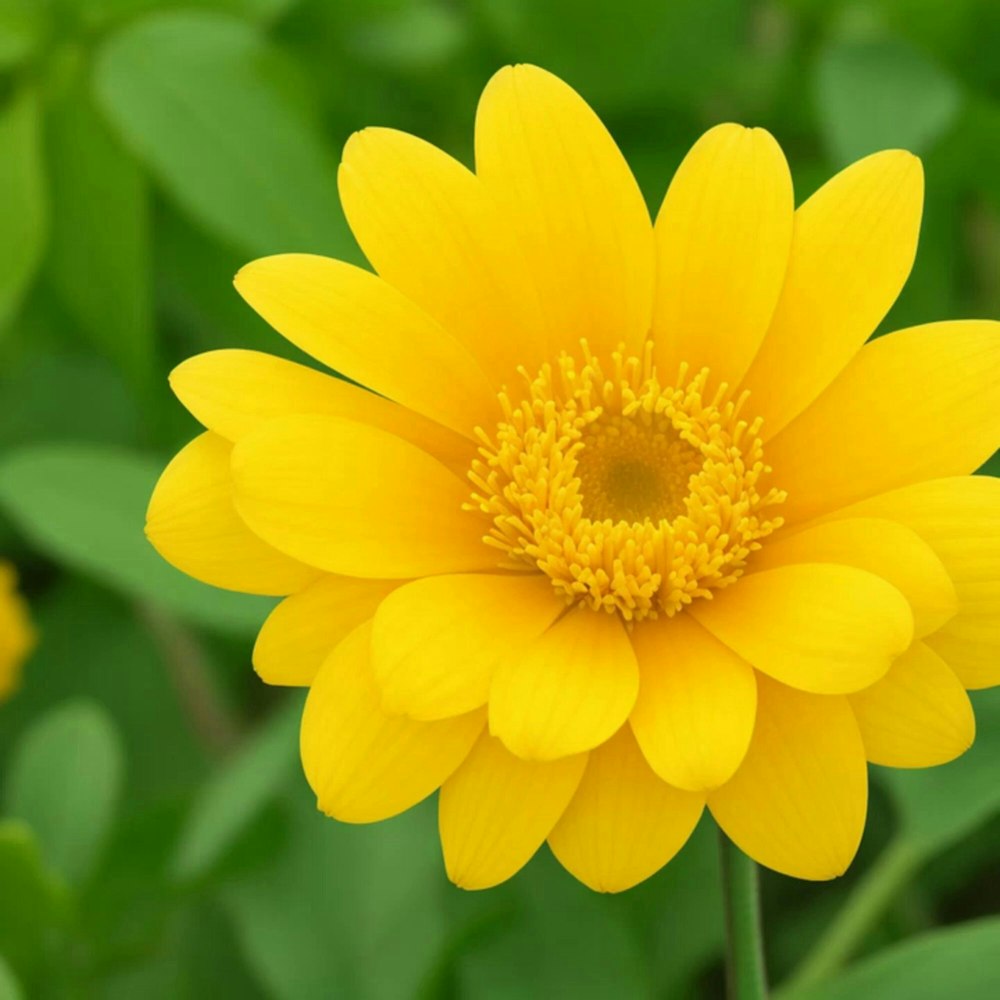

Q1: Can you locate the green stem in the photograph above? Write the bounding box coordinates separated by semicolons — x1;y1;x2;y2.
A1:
719;830;768;1000
780;837;922;995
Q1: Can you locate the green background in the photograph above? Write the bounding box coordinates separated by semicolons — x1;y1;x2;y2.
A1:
1;0;999;996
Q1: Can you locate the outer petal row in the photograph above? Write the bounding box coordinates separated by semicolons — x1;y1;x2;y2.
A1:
652;123;793;388
474;64;655;360
709;676;868;881
769;320;1000;524
145;432;320;596
170;349;473;472
741;150;923;437
849;641;974;768
230;415;495;580
234;256;495;438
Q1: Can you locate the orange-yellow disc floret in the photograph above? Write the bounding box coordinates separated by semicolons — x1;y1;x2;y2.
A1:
468;343;786;621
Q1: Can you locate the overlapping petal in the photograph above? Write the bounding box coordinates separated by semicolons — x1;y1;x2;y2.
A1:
652;123;793;387
548;726;704;893
231;415;496;579
489;607;638;761
768;320;1000;523
171;349;473;472
439;732;586;890
690;564;913;694
824;476;1000;689
301;623;484;823
146;432;320;596
371;573;562;720
741;150;924;437
751;518;957;638
254;575;397;686
630;614;756;791
234;256;495;436
849;641;974;768
475;64;654;358
338;126;546;386
709;676;867;880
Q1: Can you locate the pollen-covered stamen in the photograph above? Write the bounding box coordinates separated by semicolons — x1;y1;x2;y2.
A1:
467;343;786;621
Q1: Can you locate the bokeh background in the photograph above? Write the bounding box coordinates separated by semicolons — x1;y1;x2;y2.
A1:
1;0;999;997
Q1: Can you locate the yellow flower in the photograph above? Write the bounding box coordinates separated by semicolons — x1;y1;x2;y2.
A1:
147;65;1000;892
0;562;34;701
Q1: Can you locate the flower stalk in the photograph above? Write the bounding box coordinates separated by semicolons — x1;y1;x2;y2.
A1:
720;829;768;1000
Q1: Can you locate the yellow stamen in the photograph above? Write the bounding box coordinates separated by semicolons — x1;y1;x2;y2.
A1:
468;343;786;621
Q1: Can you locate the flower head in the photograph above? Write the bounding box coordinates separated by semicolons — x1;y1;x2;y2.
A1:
0;563;34;701
147;65;1000;892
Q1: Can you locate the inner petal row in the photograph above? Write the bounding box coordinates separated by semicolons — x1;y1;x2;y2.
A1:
468;344;786;621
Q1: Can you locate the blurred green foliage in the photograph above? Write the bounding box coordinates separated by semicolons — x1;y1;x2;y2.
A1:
1;0;999;997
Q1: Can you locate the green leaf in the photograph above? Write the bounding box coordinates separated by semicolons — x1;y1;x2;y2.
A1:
0;351;142;451
5;701;125;884
0;0;45;71
0;88;47;330
0;954;24;1000
472;0;745;112
224;792;449;1000
0;443;273;635
877;687;1000;854
794;918;1000;1000
156;208;309;362
636;816;724;995
43;84;154;389
458;851;649;1000
94;11;355;258
75;0;301;31
816;38;962;165
97;900;269;1000
173;695;302;881
0;580;205;804
348;5;467;72
0;820;69;978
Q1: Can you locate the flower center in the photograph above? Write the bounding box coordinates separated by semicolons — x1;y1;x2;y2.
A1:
468;344;786;621
574;415;702;523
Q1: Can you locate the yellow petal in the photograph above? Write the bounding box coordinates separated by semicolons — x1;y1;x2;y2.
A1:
234;255;494;437
170;349;473;472
231;415;496;579
752;518;957;638
709;676;867;880
741;151;924;438
824;477;1000;689
338;127;546;387
301;623;484;823
146;432;320;596
690;564;913;694
849;641;975;768
475;64;654;358
371;573;562;721
489;607;639;761
0;564;34;700
254;575;398;686
548;726;704;893
630;614;756;791
768;321;1000;523
652;124;793;387
439;731;586;890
